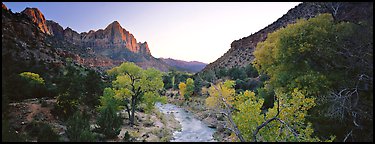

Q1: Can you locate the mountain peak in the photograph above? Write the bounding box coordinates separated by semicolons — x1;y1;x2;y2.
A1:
105;20;123;30
112;20;120;25
2;3;8;10
22;7;51;35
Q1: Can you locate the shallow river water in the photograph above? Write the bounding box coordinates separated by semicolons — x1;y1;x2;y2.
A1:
155;102;216;142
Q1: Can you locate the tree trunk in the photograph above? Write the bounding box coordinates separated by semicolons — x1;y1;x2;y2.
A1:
125;103;131;120
130;96;136;127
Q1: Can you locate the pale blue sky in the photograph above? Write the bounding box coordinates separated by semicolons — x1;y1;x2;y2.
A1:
4;2;301;63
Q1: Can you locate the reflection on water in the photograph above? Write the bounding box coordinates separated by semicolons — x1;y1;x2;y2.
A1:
155;102;216;142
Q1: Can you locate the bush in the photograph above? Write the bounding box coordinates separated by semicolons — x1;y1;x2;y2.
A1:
96;103;122;139
25;121;59;142
53;92;79;121
66;111;96;142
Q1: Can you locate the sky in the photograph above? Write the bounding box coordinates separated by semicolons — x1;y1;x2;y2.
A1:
4;2;301;64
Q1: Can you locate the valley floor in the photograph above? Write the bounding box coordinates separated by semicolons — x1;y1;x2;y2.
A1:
6;97;181;142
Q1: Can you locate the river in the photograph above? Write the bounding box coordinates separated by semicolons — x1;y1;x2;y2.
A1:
155;102;216;142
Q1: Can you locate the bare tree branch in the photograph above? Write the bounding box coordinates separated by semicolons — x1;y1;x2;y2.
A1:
211;83;246;142
343;129;353;142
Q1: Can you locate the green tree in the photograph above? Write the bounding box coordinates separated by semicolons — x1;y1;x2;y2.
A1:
202;70;216;83
66;111;96;142
244;64;259;78
253;13;373;141
193;76;203;95
97;91;122;138
217;68;228;78
185;78;195;99
228;67;246;80
107;62;164;127
54;61;86;120
82;70;104;108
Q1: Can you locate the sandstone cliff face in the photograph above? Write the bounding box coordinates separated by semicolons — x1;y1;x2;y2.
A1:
7;3;196;72
20;9;152;56
3;5;116;73
201;2;373;73
80;21;151;55
21;8;51;35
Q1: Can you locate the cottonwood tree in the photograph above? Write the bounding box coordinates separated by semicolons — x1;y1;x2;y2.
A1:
253;13;373;141
205;80;245;142
205;80;333;142
106;62;164;127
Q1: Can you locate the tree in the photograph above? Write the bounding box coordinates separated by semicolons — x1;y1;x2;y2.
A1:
178;78;194;100
54;61;86;120
171;74;175;90
244;64;259;78
202;70;216;83
185;78;195;99
193;76;203;95
17;72;47;99
66;111;96;142
228;67;246;80
205;80;332;142
82;70;104;108
97;91;122;138
178;82;186;100
19;72;45;85
205;80;245;142
107;62;164;127
253;13;373;141
232;89;332;142
217;68;228;78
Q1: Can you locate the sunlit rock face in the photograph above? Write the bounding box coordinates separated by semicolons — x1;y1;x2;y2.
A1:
11;4;169;72
80;21;151;55
22;7;51;35
2;2;8;10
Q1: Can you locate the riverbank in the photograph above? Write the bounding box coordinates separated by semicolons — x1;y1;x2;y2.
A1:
114;105;182;142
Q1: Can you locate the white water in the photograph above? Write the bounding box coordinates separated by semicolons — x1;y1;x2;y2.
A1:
155;102;216;142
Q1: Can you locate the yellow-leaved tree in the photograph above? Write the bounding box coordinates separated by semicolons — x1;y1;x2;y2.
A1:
178;82;186;100
205;80;334;142
104;62;165;127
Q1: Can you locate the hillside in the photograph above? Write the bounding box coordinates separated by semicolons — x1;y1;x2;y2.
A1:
201;2;373;73
160;58;206;73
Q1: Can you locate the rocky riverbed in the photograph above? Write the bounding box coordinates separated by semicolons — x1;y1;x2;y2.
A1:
156;102;216;142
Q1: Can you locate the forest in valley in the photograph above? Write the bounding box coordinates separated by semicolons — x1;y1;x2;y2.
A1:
2;2;373;142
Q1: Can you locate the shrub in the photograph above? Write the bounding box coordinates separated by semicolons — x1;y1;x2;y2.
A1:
66;111;96;142
96;103;122;139
25;121;59;142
